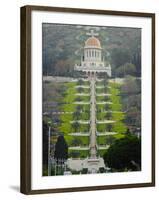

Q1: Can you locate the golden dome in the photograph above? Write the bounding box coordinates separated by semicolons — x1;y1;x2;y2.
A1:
85;36;101;48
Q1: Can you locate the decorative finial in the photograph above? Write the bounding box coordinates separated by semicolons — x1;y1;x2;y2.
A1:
86;29;99;37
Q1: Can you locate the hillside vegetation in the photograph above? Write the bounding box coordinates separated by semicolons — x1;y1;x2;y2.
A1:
43;24;141;77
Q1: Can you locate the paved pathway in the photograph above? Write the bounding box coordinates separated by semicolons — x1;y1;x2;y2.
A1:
90;75;97;158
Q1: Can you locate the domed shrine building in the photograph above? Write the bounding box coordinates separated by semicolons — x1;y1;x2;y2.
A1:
74;30;111;77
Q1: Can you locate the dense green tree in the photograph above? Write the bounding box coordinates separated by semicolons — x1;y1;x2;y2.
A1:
54;135;68;160
103;135;141;171
110;48;131;69
116;63;136;77
43;24;141;77
42;121;49;174
107;124;113;132
121;77;141;129
73;110;81;120
121;76;141;95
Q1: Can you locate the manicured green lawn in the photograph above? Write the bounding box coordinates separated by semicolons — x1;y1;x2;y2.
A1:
112;121;127;134
97;124;107;132
96;88;105;93
80;112;90;120
61;113;73;122
97;133;125;146
75;95;90;102
79;124;90;132
68;150;89;158
96;96;110;102
111;112;125;121
61;103;76;112
97;112;107;120
97;136;108;145
96;104;106;112
65;135;89;146
98;149;107;157
59;122;73;134
114;133;126;139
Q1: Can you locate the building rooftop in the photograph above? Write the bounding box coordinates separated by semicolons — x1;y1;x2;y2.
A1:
85;36;101;48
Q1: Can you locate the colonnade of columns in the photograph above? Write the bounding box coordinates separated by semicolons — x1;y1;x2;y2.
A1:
84;48;102;61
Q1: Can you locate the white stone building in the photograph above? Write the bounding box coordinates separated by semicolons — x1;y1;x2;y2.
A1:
74;31;111;77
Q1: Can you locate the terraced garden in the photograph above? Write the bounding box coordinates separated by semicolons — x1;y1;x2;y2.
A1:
58;80;91;158
96;81;127;156
43;78;127;159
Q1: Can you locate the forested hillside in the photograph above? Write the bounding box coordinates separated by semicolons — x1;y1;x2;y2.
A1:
42;24;141;77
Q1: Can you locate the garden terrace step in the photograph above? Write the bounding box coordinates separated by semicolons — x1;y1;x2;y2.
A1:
96;93;111;96
96;101;112;105
69;146;89;150
74;101;90;104
75;93;90;96
51;111;73;114
101;111;125;113
97;145;110;150
96;86;111;89
51;110;91;115
75;85;90;88
96;120;115;124
96;78;104;81
71;120;90;124
69;132;90;136
97;132;117;136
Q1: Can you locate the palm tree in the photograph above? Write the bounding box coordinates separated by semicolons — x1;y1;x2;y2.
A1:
72;121;80;132
105;111;112;120
107;124;113;132
76;105;83;112
73;111;81;120
104;104;110;111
